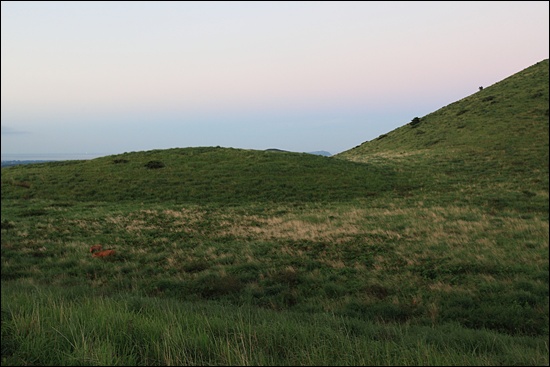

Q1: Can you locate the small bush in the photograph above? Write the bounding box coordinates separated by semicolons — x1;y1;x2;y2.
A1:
409;117;421;127
144;160;165;169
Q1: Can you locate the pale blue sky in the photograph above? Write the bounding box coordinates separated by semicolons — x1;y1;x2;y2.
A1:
1;1;549;157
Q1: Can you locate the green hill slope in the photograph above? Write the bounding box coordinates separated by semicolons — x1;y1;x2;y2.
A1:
1;146;406;205
336;59;549;216
338;59;548;166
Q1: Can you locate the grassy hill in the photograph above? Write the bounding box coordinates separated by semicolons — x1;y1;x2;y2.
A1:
1;60;548;366
1;146;407;205
337;59;549;217
338;59;548;162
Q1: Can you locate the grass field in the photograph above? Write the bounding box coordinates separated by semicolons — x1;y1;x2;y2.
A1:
1;59;548;365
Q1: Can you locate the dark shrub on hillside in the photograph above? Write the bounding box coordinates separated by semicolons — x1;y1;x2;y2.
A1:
144;160;165;169
410;117;421;127
113;159;129;164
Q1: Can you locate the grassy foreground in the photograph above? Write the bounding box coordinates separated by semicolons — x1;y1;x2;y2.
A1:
1;59;548;365
2;281;547;366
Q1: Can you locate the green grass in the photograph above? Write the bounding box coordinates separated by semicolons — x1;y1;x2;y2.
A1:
1;147;407;205
1;59;548;365
2;281;547;366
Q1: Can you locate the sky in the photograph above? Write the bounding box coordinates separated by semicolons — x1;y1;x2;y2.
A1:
1;1;549;158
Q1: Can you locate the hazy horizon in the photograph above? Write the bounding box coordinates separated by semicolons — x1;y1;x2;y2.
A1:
0;149;333;162
2;1;549;156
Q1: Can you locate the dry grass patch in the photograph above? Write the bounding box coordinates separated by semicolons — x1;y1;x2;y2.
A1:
102;208;207;234
215;205;495;246
342;150;424;164
218;209;368;242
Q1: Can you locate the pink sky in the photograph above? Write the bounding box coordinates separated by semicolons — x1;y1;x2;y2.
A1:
2;1;548;156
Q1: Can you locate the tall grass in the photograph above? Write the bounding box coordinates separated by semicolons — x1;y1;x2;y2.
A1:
3;281;547;366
